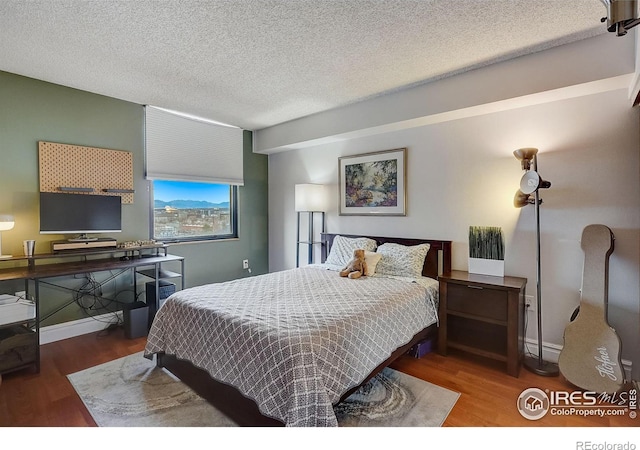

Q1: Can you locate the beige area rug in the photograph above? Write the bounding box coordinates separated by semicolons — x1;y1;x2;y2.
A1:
67;352;459;427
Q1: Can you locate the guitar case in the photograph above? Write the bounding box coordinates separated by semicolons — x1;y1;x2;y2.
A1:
558;224;625;393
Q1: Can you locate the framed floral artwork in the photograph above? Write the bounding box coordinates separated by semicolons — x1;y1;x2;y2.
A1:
338;148;406;216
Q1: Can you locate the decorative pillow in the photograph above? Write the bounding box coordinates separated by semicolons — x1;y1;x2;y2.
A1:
375;242;430;278
364;251;382;276
325;235;378;267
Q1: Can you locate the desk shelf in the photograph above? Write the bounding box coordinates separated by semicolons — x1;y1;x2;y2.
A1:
3;243;168;264
137;268;182;280
0;300;36;327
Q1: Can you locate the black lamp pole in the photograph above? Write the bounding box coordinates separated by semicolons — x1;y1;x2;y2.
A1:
514;149;558;377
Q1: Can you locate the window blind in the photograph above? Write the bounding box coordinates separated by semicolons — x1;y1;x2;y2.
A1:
145;106;244;185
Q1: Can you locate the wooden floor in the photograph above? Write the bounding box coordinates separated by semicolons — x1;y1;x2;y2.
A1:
0;327;637;427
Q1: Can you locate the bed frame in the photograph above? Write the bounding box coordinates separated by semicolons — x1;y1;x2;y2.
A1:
156;233;452;426
320;233;451;280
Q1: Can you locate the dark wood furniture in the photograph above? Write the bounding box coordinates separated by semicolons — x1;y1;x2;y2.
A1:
0;245;184;377
437;270;526;377
157;233;452;426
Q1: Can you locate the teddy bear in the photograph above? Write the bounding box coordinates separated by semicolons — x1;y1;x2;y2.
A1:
339;249;368;279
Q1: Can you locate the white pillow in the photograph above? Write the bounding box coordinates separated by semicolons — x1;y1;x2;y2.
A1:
325;235;378;267
364;251;382;276
375;242;430;278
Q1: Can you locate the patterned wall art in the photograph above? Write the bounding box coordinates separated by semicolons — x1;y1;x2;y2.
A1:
38;141;134;204
338;148;406;216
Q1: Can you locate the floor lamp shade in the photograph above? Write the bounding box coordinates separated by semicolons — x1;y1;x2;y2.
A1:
295;184;326;212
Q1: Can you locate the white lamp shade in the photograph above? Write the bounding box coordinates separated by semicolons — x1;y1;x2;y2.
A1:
295;184;325;212
0;215;15;231
520;171;541;195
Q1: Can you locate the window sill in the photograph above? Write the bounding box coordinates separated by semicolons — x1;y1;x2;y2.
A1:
160;237;240;246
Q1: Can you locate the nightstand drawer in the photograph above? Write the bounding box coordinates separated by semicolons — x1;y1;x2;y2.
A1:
447;283;508;322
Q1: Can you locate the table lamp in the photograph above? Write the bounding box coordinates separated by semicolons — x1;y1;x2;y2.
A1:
0;214;15;259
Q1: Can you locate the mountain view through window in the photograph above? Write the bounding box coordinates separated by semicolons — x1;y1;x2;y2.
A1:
152;180;236;241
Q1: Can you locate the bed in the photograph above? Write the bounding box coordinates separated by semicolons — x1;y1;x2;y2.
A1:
144;233;452;426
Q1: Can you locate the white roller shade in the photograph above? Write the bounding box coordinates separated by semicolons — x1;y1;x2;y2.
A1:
145;106;244;185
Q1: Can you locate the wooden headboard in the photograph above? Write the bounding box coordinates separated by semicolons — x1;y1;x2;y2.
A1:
320;233;452;279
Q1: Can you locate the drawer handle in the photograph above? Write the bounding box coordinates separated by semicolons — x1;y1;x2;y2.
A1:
467;285;483;290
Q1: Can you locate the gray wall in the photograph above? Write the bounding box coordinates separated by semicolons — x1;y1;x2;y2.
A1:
264;35;640;378
0;71;268;326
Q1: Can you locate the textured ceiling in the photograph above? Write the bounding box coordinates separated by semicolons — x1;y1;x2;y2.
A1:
0;1;608;130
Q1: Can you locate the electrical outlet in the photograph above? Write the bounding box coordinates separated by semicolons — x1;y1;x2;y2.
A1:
242;259;249;269
525;294;536;312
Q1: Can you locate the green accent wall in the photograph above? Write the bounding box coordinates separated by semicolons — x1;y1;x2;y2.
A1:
167;130;269;287
0;71;268;326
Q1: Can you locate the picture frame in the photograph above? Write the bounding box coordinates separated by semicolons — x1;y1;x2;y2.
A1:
338;148;406;216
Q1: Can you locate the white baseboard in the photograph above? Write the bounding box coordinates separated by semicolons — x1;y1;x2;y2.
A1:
525;337;633;382
40;311;122;345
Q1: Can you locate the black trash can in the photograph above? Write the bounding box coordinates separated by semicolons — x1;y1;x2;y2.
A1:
123;301;149;339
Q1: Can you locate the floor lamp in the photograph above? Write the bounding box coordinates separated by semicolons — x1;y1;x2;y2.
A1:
513;148;559;376
295;184;325;268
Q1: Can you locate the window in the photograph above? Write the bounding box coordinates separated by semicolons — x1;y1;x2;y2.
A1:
144;106;244;242
151;180;238;242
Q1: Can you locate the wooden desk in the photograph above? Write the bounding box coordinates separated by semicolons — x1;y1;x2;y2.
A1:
0;246;184;376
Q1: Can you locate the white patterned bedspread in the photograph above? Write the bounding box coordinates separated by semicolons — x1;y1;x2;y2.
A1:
144;265;438;427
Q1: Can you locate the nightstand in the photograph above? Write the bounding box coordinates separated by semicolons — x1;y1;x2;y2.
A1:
437;270;526;377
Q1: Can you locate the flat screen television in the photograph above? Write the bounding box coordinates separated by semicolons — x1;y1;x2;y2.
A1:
39;192;122;240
